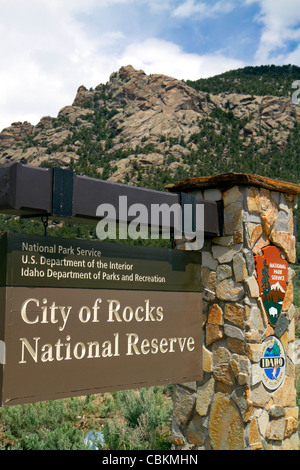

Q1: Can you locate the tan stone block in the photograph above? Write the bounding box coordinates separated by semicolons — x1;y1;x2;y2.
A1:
224;324;245;341
252;362;262;386
196;377;215;416
213;364;235;386
173;386;196;427
263;323;275;339
245;276;259;298
248;305;265;332
288;210;294;234
287;303;296;321
215;381;232;395
202;251;218;270
269;230;296;263
245;329;262;342
204;188;222;201
282;282;293;312
260;187;272;211
288;317;295;342
171;422;186;446
252;233;270;254
213;346;231;366
288;267;296;283
237;373;249;386
208;304;223;325
229;354;246;379
247;187;261;214
185;413;205;446
273;376;297;407
223;186;243;206
280;330;288;353
224;303;245;329
233;253;248;282
286;193;296;205
216;278;244;301
212;244;242;263
185;416;205;446
265;399;274;411
285;417;299;438
202;267;216;291
203;346;213;373
203;287;215;302
285;354;296;380
234;229;243;244
285;407;299;419
242;388;254;422
216;264;232;282
289;431;300;449
266;418;286;441
245;222;260;248
212;235;234;246
268;404;285;419
244;304;251;322
208;393;245;450
261;202;277;236
249;224;263;248
249;417;263;450
206;324;223;346
224;202;243;235
256;409;269;436
252;383;272;407
280;435;300;450
227;338;246;354
246;343;261;362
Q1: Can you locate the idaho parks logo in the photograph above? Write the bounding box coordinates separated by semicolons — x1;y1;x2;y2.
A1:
254;245;288;327
260;336;285;390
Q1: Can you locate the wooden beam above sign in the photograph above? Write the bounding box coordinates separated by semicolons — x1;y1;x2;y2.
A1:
0;162;222;238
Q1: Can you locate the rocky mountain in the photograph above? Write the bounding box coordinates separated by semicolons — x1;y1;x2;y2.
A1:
0;64;299;193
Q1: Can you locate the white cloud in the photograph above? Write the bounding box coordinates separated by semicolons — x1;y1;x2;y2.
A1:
118;38;245;80
0;0;119;131
172;0;237;19
246;0;300;64
0;0;246;132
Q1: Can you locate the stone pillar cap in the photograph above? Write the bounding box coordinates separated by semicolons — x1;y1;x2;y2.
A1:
165;173;300;196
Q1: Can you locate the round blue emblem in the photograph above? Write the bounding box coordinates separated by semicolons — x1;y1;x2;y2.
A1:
259;336;285;391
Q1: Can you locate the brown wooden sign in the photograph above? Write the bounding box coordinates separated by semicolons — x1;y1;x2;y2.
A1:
0;233;202;406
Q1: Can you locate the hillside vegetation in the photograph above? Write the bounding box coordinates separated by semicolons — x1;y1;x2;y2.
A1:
186;64;300;97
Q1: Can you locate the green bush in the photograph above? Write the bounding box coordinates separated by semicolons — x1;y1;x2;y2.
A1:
0;398;90;450
101;387;173;450
0;388;173;450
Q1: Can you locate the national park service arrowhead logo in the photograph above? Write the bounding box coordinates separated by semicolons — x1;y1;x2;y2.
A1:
260;336;285;391
254;245;288;327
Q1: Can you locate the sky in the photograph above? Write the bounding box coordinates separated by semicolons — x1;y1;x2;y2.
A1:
0;0;300;131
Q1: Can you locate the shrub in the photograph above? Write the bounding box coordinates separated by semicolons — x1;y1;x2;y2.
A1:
101;387;173;450
0;398;90;450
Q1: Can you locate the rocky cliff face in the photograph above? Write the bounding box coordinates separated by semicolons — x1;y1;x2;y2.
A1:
0;65;299;186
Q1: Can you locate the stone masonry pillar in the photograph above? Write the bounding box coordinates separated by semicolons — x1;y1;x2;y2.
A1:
168;173;300;450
